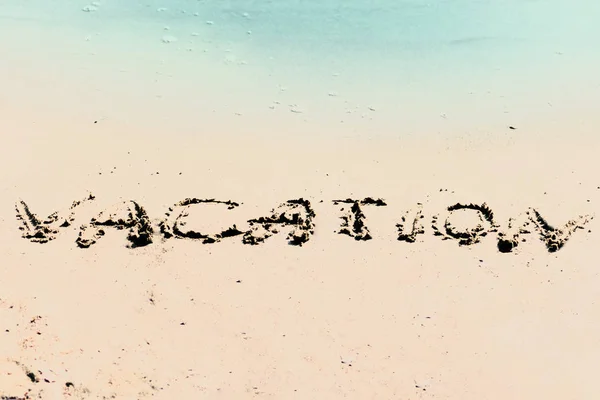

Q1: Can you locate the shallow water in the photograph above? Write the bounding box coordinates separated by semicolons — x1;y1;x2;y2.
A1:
1;0;599;139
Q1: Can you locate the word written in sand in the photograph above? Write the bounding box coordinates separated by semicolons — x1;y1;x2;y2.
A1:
15;195;593;253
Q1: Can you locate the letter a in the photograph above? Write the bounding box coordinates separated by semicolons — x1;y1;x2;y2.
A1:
243;199;316;246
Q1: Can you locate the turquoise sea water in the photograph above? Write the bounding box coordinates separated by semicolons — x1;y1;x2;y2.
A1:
2;0;600;138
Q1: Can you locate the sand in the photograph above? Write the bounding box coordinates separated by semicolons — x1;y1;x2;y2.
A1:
2;1;600;399
1;128;599;399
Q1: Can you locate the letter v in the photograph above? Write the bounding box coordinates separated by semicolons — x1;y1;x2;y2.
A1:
16;193;95;244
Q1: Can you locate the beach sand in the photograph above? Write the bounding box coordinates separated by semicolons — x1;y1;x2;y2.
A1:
2;1;600;399
1;125;599;399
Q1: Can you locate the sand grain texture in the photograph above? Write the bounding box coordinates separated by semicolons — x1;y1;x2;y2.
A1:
1;127;599;399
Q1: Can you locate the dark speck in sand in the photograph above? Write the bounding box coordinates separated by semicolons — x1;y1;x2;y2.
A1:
509;126;516;130
26;372;37;383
